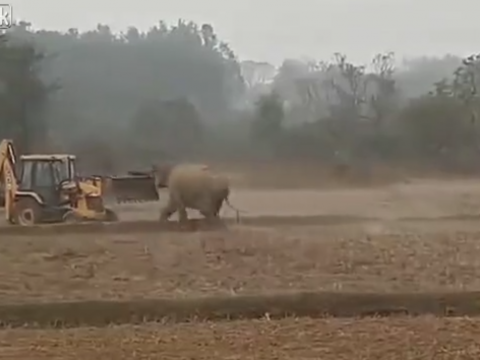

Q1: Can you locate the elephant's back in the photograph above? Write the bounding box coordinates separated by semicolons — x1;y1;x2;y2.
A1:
168;163;213;193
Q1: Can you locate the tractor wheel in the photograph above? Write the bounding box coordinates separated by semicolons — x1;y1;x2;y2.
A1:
104;208;118;222
62;210;83;224
14;198;42;226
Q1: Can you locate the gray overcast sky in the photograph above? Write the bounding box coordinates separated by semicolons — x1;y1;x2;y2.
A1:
9;0;480;65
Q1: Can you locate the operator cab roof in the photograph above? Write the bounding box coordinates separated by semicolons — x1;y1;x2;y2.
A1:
20;154;76;161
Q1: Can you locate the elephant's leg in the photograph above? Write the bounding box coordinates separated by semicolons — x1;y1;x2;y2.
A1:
213;197;225;217
199;197;225;228
173;192;188;224
178;205;188;224
197;195;215;221
199;207;216;221
212;189;229;217
160;195;176;222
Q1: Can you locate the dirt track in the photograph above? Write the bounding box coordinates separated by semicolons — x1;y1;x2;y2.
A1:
2;177;480;231
116;178;480;220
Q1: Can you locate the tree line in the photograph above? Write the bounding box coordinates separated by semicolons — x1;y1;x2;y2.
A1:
250;53;480;174
0;20;479;174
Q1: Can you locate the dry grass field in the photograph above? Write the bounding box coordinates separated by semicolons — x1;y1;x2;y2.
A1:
2;172;480;358
1;317;479;359
2;226;480;303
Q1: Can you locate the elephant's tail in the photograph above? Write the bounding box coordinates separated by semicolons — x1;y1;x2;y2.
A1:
224;196;246;223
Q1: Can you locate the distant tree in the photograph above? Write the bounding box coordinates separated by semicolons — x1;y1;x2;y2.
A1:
240;61;276;89
250;92;284;156
240;60;276;108
366;52;399;128
130;97;204;161
322;53;367;120
399;94;476;168
450;54;480;123
0;33;55;152
397;54;480;170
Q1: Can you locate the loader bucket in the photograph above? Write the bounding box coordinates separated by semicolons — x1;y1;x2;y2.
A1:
108;174;159;203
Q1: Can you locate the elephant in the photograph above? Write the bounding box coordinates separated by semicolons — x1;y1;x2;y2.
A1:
152;163;233;223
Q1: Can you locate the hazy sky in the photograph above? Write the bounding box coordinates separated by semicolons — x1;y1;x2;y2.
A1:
10;0;480;65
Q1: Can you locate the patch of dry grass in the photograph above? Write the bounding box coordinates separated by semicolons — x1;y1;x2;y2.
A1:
1;317;479;359
0;227;480;302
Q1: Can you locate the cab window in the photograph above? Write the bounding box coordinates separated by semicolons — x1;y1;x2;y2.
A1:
52;161;64;184
34;162;54;187
19;161;33;189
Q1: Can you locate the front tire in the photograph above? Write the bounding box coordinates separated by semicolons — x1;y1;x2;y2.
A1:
14;198;42;226
62;210;83;224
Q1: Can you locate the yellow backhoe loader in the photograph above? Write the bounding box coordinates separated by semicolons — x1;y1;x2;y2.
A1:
0;139;120;225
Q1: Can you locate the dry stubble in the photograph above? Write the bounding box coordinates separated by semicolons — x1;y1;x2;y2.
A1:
0;317;479;359
0;226;480;302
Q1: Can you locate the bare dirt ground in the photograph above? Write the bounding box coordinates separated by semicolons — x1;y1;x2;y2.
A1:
2;224;480;302
1;317;479;359
2;174;480;357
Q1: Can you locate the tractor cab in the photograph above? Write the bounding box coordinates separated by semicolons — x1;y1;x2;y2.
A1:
17;154;78;205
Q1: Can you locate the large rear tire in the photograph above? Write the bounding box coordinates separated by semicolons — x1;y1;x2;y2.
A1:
14;198;42;226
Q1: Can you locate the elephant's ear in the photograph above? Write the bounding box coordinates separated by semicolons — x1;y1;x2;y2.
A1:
151;164;160;175
152;163;173;188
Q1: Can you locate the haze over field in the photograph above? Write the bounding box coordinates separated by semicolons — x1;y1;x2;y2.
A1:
10;0;480;64
2;1;480;177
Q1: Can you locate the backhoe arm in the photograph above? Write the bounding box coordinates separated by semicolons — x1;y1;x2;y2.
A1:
0;139;18;222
